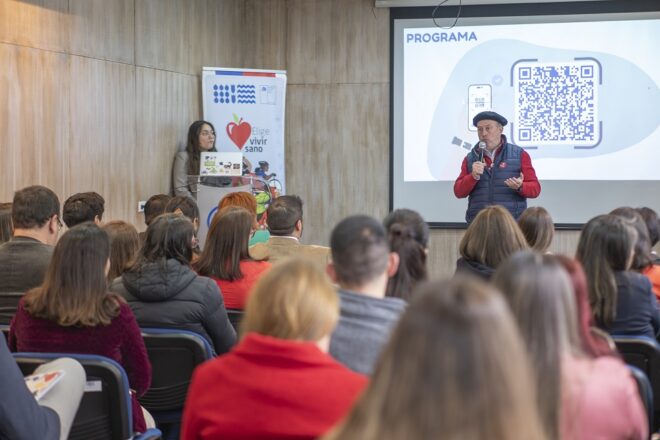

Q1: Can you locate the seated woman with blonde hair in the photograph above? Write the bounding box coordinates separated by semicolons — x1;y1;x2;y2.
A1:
325;277;545;440
181;258;367;440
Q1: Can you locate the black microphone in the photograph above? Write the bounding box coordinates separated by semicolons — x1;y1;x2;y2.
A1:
478;141;486;162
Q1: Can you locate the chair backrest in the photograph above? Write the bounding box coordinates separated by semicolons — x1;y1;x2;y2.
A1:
13;352;133;440
0;292;23;325
613;335;660;431
226;308;244;332
139;328;213;413
627;365;654;434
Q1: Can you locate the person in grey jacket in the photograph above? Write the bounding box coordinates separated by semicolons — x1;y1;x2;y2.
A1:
172;120;217;199
328;215;406;375
110;213;235;355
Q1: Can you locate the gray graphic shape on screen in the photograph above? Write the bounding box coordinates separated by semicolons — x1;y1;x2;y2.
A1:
425;39;660;180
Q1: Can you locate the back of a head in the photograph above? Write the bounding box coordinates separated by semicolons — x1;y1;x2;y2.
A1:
62;192;105;228
492;251;579;439
137;213;194;267
330;215;389;288
12;185;60;230
194;206;252;280
459;205;528;268
576;214;636;327
610;206;653;271
24;222;118;327
165;196;200;223
144;194;172;226
102;220;140;281
328;277;544;440
266;195;303;236
242;258;338;341
383;209;429;300
517;206;554;253
637;207;660;248
0;202;12;243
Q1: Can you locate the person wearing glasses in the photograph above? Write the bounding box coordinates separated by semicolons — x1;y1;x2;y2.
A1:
0;185;62;295
173;120;219;199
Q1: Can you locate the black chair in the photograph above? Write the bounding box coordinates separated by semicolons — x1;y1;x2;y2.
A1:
627;365;654;435
0;324;8;342
0;292;23;325
613;335;660;431
226;308;244;332
13;352;161;440
139;328;213;433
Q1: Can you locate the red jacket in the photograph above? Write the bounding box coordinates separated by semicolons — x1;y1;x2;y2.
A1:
181;332;367;440
211;260;271;309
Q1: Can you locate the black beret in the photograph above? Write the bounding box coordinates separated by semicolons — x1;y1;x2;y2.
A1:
473;111;508;127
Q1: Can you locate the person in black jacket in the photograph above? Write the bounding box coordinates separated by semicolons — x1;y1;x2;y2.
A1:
110;213;235;355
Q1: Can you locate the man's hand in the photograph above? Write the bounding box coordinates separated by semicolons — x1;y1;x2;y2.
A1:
504;172;524;190
471;161;485;180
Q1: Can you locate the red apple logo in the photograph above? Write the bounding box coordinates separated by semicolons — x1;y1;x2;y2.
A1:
226;114;251;150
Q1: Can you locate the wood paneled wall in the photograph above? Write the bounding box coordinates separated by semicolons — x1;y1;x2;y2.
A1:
0;0;583;277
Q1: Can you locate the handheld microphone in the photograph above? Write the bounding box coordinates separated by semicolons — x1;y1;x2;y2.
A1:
478;141;486;162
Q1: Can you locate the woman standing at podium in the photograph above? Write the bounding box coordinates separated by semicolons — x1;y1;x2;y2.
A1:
173;120;218;199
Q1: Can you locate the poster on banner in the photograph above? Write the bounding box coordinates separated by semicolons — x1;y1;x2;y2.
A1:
202;68;287;199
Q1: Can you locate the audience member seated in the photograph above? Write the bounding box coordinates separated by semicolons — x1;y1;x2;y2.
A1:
576;214;660;339
324;277;545;440
61;191;105;228
110;213;235;355
455;205;528;280
382;208;428;301
102;220;140;282
493;251;648;440
219;191;269;246
328;215;405;375
0;202;12;244
0;336;85;440
181;258;367;440
9;223;153;432
555;255;618;357
194;207;271;310
140;194;171;243
518;206;554;253
637;207;660;301
0;186;60;294
165;196;201;256
610;207;655;274
249;195;329;272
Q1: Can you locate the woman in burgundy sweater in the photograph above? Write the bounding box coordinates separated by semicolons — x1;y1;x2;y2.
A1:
9;223;152;433
182;258;366;440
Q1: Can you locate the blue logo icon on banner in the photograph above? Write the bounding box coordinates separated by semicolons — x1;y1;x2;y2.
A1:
213;84;256;104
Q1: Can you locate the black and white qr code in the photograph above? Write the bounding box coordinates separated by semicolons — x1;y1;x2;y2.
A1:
513;60;599;147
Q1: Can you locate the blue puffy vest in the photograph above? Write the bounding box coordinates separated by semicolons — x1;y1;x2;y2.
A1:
465;142;526;223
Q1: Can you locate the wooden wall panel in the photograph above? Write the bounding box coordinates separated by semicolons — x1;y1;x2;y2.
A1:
68;56;137;224
286;0;389;84
0;0;69;52
0;43;69;202
69;0;135;64
135;0;193;73
135;67;199;227
286;83;389;246
193;0;245;71
243;0;287;70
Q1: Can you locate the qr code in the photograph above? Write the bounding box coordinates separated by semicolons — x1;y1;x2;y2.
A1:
513;60;599;147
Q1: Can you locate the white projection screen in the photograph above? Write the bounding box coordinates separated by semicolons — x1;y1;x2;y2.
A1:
390;1;660;228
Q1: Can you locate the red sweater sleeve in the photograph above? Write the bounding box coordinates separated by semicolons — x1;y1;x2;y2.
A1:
518;151;541;199
454;156;479;198
117;303;152;397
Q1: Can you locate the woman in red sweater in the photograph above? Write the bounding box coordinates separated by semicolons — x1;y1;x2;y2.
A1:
9;223;152;433
193;206;270;309
181;258;367;440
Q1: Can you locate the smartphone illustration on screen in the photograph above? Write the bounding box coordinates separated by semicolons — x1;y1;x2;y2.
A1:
468;84;492;132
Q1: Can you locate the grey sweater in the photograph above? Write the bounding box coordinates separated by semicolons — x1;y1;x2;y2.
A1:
329;289;406;375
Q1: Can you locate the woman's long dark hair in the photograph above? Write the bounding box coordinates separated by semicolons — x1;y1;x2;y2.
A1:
129;213;194;270
186;120;217;175
194;207;254;281
24;223;121;327
383;209;429;301
610;207;653;271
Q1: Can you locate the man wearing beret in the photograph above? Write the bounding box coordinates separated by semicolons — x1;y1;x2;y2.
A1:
454;111;541;223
